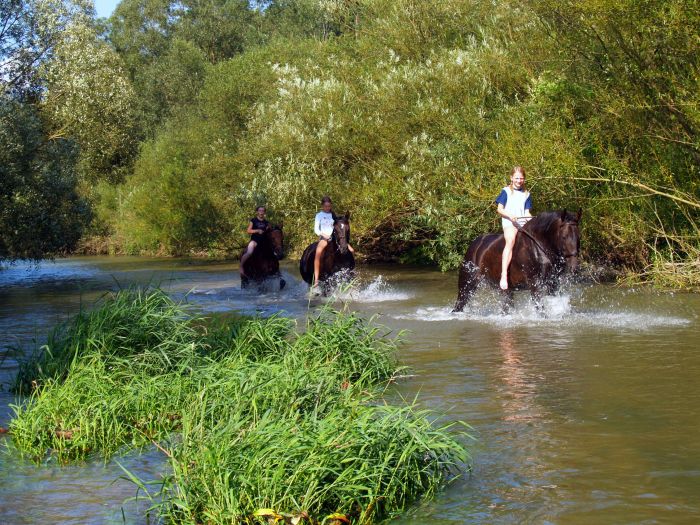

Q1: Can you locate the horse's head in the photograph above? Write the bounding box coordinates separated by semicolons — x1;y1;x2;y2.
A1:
267;226;284;260
332;212;351;254
557;209;582;272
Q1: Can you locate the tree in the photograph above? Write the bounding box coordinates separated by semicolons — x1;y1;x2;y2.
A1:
41;17;140;183
0;0;92;95
0;96;89;260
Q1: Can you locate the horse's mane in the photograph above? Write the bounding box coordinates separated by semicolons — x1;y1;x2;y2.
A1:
523;210;578;233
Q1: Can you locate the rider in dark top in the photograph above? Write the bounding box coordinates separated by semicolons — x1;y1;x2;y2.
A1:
240;206;269;279
250;216;269;243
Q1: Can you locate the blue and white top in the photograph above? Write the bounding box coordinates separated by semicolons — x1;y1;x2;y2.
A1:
495;186;531;228
314;211;335;238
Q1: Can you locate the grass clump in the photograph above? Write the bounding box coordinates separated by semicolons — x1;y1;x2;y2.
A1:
10;289;470;524
13;288;204;394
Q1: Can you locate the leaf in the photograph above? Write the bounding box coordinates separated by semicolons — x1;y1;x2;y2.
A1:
254;508;282;519
326;513;350;523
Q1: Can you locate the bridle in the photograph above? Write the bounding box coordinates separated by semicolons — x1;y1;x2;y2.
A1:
331;220;349;253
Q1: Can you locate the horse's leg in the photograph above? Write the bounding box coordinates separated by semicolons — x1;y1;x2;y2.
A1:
453;262;479;312
500;289;514;314
279;275;286;290
530;285;544;314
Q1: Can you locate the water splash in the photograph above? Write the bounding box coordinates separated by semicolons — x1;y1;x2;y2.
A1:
336;276;413;303
393;293;690;330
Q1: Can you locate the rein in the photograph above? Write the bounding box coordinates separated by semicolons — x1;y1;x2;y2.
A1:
513;220;553;262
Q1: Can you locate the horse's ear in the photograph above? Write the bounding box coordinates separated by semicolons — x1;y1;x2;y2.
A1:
576;208;582;222
345;211;351;220
560;209;567;221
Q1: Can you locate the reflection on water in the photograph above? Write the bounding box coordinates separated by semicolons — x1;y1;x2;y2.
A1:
1;256;699;524
497;329;544;424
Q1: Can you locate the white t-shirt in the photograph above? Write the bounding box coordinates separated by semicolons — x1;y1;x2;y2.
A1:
496;186;531;228
314;211;334;237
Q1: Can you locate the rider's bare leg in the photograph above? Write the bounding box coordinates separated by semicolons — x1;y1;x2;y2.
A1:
500;227;517;290
240;240;257;277
313;239;329;287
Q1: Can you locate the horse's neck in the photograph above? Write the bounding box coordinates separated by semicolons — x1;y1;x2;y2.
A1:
520;222;558;258
257;237;273;255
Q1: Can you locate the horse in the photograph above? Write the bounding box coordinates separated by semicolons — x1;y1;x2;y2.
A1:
240;226;286;291
299;213;355;295
453;209;582;312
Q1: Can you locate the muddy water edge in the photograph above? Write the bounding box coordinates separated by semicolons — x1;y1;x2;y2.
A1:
1;256;699;524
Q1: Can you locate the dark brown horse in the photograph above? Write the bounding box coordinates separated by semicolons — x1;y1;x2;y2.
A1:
453;210;581;312
299;213;355;295
240;226;286;290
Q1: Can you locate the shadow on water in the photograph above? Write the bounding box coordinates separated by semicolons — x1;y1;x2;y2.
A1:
1;256;699;524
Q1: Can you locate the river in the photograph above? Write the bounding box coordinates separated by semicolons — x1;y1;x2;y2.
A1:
1;256;699;524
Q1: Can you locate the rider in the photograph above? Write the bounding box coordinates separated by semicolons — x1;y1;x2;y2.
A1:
240;205;269;278
495;166;532;290
312;196;354;289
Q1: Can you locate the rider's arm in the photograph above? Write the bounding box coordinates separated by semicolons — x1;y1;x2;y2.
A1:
246;222;260;235
524;194;532;217
495;190;517;223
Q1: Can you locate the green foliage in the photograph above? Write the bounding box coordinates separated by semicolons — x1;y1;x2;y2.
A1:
41;16;140;183
10;289;470;523
106;0;699;282
114;111;230;255
13;0;697;284
0;0;93;95
0;96;89;261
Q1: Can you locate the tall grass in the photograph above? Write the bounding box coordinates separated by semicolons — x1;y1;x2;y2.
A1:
13;288;203;394
10;289;470;523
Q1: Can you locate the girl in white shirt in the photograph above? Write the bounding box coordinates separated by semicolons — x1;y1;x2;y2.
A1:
313;196;354;288
495;166;532;290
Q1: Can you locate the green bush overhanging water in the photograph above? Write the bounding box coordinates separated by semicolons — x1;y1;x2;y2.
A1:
10;289;470;524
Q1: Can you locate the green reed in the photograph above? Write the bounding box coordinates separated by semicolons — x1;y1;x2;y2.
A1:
10;289;470;523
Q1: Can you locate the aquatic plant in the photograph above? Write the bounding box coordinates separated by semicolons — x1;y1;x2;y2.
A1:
13;288;202;394
10;289;470;523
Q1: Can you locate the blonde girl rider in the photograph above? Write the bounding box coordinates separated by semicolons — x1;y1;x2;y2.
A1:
495;166;532;290
240;206;269;278
312;196;354;289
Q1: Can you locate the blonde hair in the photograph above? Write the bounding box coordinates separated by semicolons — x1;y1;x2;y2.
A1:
509;166;526;192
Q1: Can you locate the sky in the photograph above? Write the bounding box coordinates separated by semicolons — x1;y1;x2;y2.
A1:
94;0;119;18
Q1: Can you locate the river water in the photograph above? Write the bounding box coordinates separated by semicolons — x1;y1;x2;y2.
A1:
1;257;699;524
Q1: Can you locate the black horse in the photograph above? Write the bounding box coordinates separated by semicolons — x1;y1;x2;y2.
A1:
240;226;286;290
299;213;355;295
453;210;581;312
